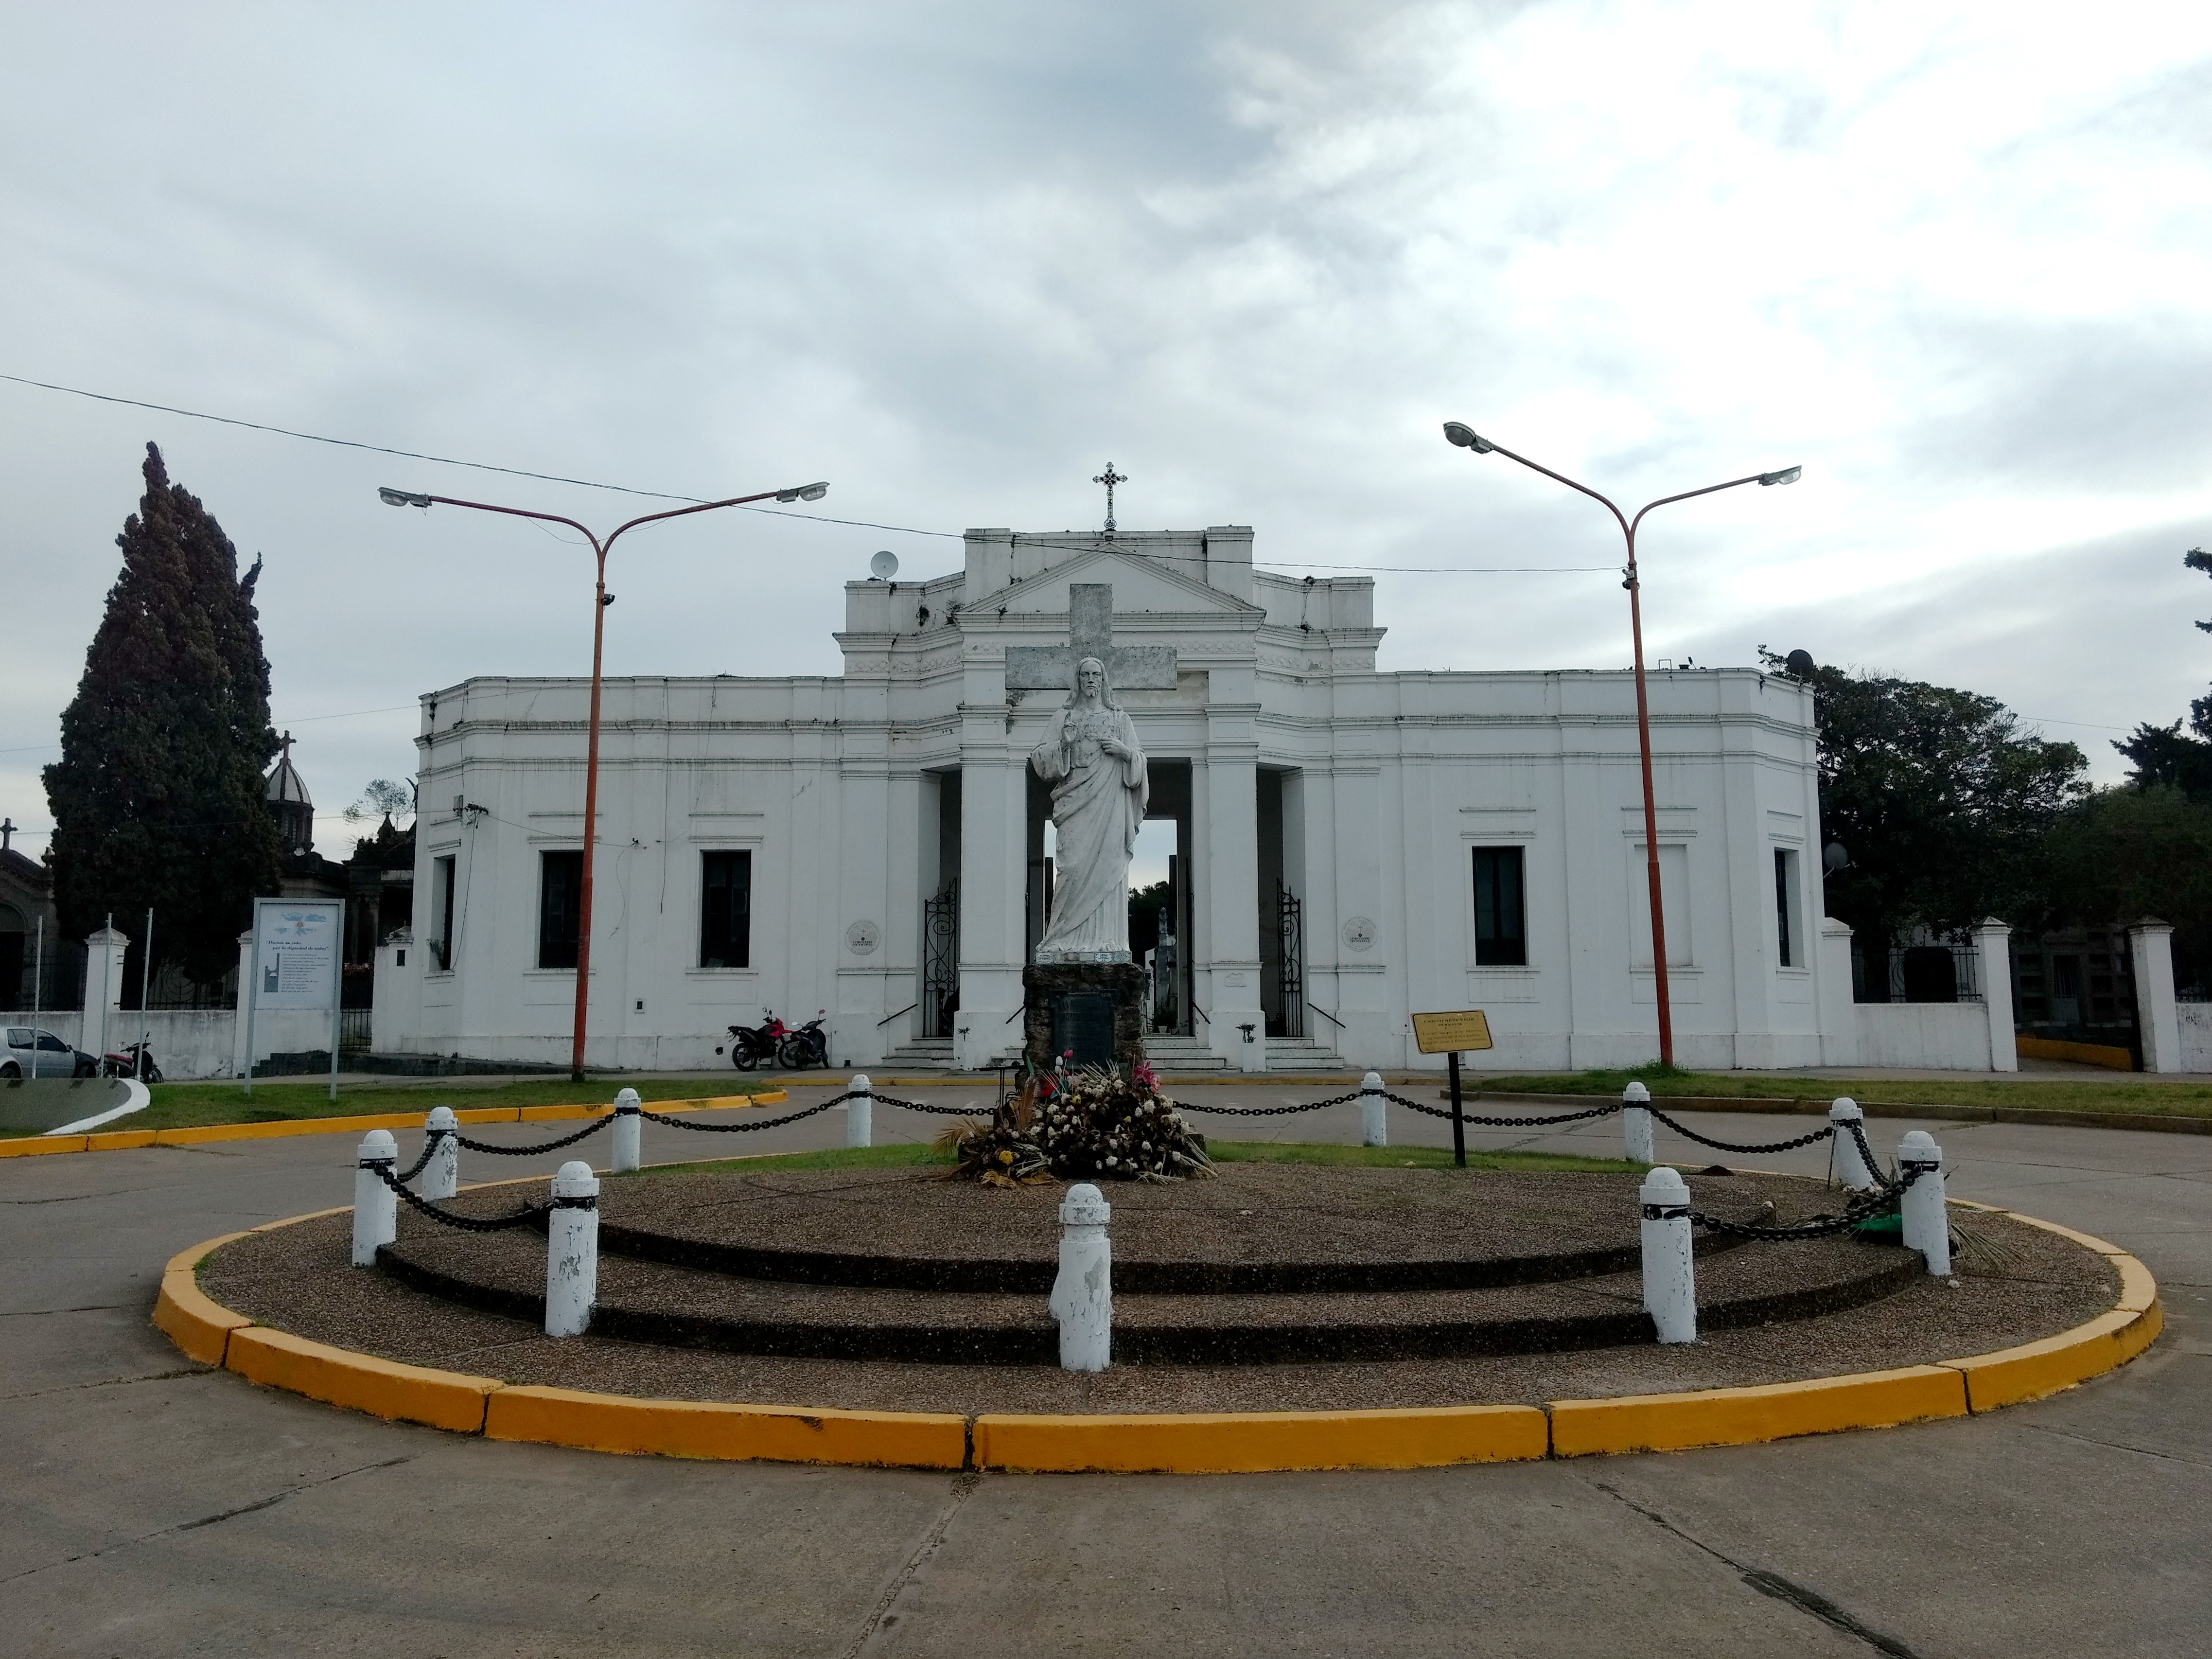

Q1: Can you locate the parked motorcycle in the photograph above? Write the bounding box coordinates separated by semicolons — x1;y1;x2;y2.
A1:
723;1012;790;1071
101;1042;164;1083
778;1010;830;1071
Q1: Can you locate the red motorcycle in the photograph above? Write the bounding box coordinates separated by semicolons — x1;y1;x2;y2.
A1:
101;1041;164;1082
722;1012;790;1071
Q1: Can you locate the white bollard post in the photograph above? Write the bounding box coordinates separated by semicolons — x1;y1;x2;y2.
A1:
846;1074;873;1149
352;1130;398;1267
1051;1182;1113;1372
612;1087;642;1174
1830;1098;1878;1191
1897;1130;1951;1276
544;1160;599;1338
1360;1071;1388;1147
1639;1165;1697;1343
1621;1080;1655;1165
421;1107;458;1200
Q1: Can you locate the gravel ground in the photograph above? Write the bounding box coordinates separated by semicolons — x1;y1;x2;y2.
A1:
199;1171;2116;1415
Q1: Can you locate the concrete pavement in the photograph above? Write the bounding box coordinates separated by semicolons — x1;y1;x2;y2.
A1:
3;1082;2206;1656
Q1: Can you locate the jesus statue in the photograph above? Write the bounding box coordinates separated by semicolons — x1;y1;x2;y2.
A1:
1031;655;1148;961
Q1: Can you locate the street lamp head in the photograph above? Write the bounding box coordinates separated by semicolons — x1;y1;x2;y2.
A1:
1758;466;1802;487
776;481;831;503
1441;421;1495;454
378;487;433;509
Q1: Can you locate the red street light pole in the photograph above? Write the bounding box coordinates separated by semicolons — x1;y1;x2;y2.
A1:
1440;423;1799;1068
380;479;829;1082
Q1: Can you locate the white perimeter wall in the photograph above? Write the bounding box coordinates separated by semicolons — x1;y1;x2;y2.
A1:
2181;1003;2212;1074
0;1007;332;1079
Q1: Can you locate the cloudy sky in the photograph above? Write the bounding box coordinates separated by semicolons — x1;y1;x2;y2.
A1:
5;0;2210;864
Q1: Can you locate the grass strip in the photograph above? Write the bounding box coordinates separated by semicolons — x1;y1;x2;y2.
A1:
1467;1064;2212;1118
127;1074;829;1131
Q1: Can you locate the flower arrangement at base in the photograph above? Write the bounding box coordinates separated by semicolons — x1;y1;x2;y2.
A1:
946;1058;1216;1185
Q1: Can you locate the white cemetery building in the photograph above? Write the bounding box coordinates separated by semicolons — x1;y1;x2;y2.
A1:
371;521;2009;1076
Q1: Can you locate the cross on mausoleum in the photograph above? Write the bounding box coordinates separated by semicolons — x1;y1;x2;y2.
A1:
1092;462;1127;535
1003;583;1176;693
0;817;13;852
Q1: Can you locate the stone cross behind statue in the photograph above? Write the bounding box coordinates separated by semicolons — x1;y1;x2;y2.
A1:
1004;583;1176;693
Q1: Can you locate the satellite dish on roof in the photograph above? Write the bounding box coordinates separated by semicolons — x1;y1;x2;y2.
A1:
869;549;899;581
1784;649;1817;678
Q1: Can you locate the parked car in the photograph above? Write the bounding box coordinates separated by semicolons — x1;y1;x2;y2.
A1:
1;1027;100;1079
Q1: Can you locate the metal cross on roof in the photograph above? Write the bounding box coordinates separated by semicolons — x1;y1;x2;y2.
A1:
1092;462;1127;535
0;817;13;853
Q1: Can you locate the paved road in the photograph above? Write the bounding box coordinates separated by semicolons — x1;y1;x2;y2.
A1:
4;1084;2206;1657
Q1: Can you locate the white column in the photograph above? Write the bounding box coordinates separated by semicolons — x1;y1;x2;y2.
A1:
2130;920;2183;1075
612;1086;643;1172
1973;918;2017;1072
1817;918;1861;1067
1639;1165;1697;1343
230;930;254;1077
1621;1080;1655;1165
1830;1097;1877;1190
1359;1070;1387;1147
544;1161;599;1337
846;1073;873;1148
352;1130;398;1266
1050;1182;1113;1371
421;1106;458;1199
1201;673;1263;1070
1897;1130;1951;1276
82;924;129;1063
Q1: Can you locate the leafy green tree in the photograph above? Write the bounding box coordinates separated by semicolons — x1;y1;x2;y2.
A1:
2042;785;2212;991
2113;547;2212;800
1760;650;2088;962
42;443;281;984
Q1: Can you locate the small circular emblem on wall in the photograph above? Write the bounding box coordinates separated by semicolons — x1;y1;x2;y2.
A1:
845;920;881;955
1342;916;1377;951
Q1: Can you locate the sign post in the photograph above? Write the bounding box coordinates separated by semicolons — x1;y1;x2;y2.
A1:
243;899;345;1102
1411;1010;1494;1168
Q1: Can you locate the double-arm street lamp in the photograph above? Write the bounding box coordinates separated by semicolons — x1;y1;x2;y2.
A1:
1440;423;1799;1068
380;479;830;1081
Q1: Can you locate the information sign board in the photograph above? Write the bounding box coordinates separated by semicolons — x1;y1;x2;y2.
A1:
252;900;342;1010
1411;1009;1493;1054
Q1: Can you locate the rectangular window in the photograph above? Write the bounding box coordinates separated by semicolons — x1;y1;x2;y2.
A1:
1774;847;1801;968
432;855;457;971
700;850;752;969
1471;846;1527;966
538;850;583;970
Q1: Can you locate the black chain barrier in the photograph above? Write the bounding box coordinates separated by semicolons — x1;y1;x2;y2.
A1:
635;1094;850;1133
370;1162;547;1232
1177;1090;1367;1118
392;1130;450;1183
453;1116;614;1156
1645;1108;1836;1155
865;1093;988;1117
1687;1164;1926;1240
1383;1091;1623;1129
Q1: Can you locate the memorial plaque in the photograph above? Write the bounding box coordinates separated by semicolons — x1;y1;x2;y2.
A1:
1053;991;1118;1069
1411;1009;1493;1054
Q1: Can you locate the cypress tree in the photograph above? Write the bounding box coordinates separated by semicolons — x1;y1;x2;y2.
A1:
43;443;282;985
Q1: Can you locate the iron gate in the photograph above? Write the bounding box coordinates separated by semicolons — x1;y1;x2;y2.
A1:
921;882;959;1039
1265;879;1305;1039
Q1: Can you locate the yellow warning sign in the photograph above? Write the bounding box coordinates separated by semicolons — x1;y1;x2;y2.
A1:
1411;1009;1493;1054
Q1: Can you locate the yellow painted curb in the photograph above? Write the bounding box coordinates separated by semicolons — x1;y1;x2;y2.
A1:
974;1404;1550;1473
155;1204;2163;1474
0;1134;88;1157
752;1090;789;1105
85;1129;159;1151
225;1326;499;1432
1550;1365;1969;1457
1945;1303;2164;1412
151;1233;258;1365
154;1112;425;1145
484;1385;968;1467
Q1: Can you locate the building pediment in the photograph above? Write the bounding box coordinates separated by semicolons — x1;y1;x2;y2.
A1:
962;544;1264;625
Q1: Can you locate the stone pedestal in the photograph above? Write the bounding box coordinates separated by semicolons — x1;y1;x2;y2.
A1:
1024;962;1146;1075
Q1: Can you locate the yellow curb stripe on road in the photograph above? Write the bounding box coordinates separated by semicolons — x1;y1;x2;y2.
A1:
484;1385;967;1467
149;1206;2163;1473
0;1091;791;1159
1548;1365;1970;1458
973;1403;1550;1473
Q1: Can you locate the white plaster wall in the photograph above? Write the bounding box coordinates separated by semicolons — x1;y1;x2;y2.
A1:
374;529;1843;1076
0;1007;334;1078
1853;1003;1994;1070
2178;1003;2212;1073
